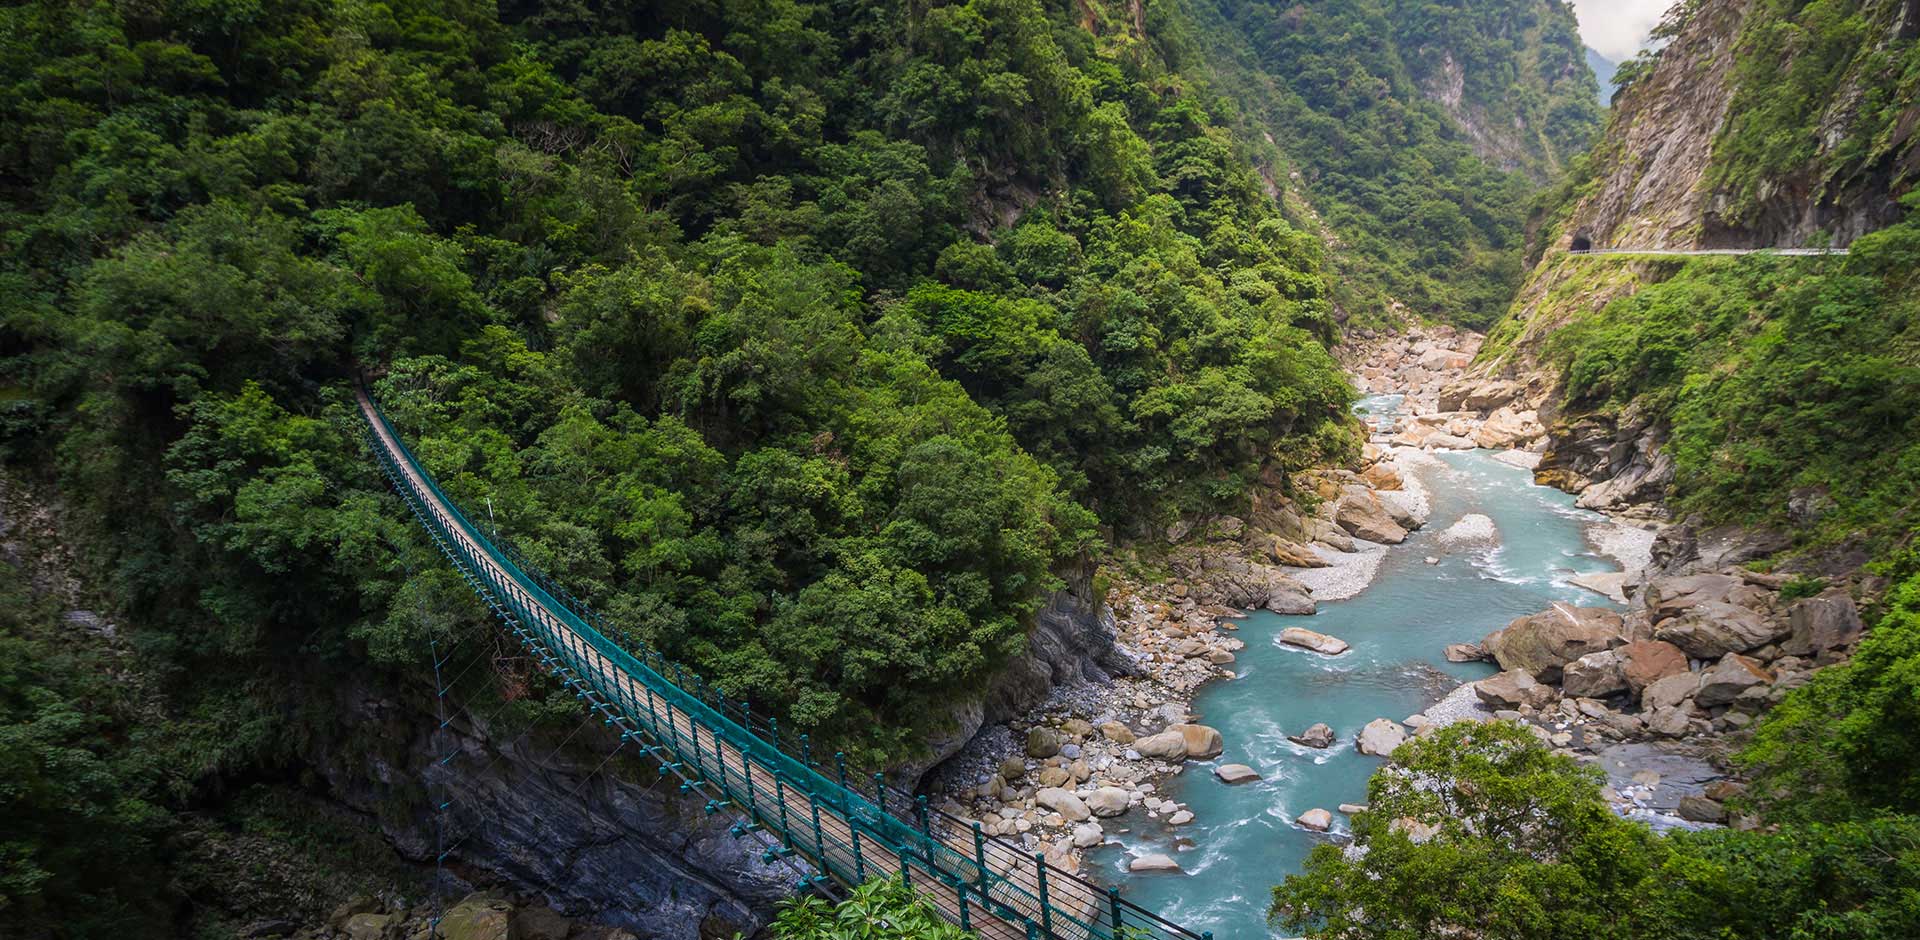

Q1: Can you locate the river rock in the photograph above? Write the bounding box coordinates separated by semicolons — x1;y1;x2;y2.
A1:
1173;724;1225;760
1645;705;1697;737
1129;853;1180;873
1072;823;1104;847
1214;763;1261;784
1482;605;1624;681
1561;649;1628;698
1438;513;1497;545
1334;486;1409;544
1695;653;1772;707
1781;588;1865;656
1037;766;1071;788
1037;787;1090;822
1443;642;1490;662
439;897;513;940
998;757;1026;781
1677;795;1728;823
1653;601;1782;659
342;914;398;940
1643;573;1745;620
1099;721;1135;745
1168;809;1194;825
1026;727;1063;758
1471;407;1544;449
1475;669;1554;709
1295;808;1334;831
1087;787;1131;818
1641;671;1700;711
1356;718;1408;756
1616;639;1690;693
1133;730;1187;761
1289;723;1336;748
1281;626;1351;655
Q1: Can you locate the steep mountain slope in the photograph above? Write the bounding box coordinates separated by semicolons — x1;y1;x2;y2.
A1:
1479;0;1919;548
1162;0;1604;328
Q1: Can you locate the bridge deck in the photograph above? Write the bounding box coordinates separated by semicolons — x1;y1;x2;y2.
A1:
356;389;1189;940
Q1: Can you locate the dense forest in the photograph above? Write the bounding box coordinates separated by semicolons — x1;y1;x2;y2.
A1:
0;0;1364;933
5;0;1917;936
1167;0;1603;328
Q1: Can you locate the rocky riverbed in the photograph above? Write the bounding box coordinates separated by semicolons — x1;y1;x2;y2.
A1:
929;321;1876;903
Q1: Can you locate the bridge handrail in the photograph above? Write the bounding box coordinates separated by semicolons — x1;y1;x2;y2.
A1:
360;390;1207;940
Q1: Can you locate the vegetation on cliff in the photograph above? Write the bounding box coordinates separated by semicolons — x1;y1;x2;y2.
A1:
1168;0;1604;328
0;0;1361;931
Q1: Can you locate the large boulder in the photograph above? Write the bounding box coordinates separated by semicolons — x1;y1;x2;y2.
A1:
439;898;514;940
1295;808;1334;831
1561;649;1628;698
1098;721;1136;745
343;914;399;940
1652;601;1782;658
1129;853;1181;873
1641;671;1701;711
1172;724;1225;760
1289;723;1336;748
1334;486;1409;544
1214;763;1262;784
1615;639;1690;693
1072;823;1105;848
1087;787;1131;818
1475;669;1555;709
1356;718;1408;756
1695;653;1772;707
1482;606;1625;681
1643;574;1745;620
1133;730;1189;761
1781;589;1865;656
1471;407;1544;449
1281;627;1351;656
1444;642;1490;663
1036;787;1092;822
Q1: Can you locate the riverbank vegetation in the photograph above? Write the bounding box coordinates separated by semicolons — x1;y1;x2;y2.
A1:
1272;722;1920;940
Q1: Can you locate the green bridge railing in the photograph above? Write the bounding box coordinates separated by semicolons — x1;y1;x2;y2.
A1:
358;389;1207;940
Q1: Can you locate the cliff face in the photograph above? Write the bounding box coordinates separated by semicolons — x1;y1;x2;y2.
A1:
1559;0;1920;252
1470;0;1919;523
309;675;793;939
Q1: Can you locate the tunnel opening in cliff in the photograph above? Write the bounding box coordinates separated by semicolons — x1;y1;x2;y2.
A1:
1570;234;1592;252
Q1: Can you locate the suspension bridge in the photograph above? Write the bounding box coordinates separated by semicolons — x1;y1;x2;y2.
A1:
356;388;1208;940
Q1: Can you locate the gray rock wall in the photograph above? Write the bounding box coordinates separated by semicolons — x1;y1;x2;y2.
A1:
308;679;793;940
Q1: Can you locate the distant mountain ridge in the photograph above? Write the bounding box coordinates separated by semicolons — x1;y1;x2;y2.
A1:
1160;0;1606;327
1585;46;1617;104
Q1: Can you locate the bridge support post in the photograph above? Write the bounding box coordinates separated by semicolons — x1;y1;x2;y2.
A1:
1034;852;1053;936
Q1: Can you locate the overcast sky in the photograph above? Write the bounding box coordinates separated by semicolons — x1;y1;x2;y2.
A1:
1569;0;1676;61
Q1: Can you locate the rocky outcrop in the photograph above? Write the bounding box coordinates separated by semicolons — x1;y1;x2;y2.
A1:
914;574;1138;787
1280;627;1351;656
1481;606;1625;681
1356;718;1408;756
310;681;787;940
1533;404;1672;514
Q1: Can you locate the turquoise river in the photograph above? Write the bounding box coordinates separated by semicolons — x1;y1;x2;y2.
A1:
1092;393;1634;936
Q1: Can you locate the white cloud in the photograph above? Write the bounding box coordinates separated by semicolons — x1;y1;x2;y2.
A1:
1569;0;1677;62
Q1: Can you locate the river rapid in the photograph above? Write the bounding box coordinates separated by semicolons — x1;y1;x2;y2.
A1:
1091;393;1641;936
